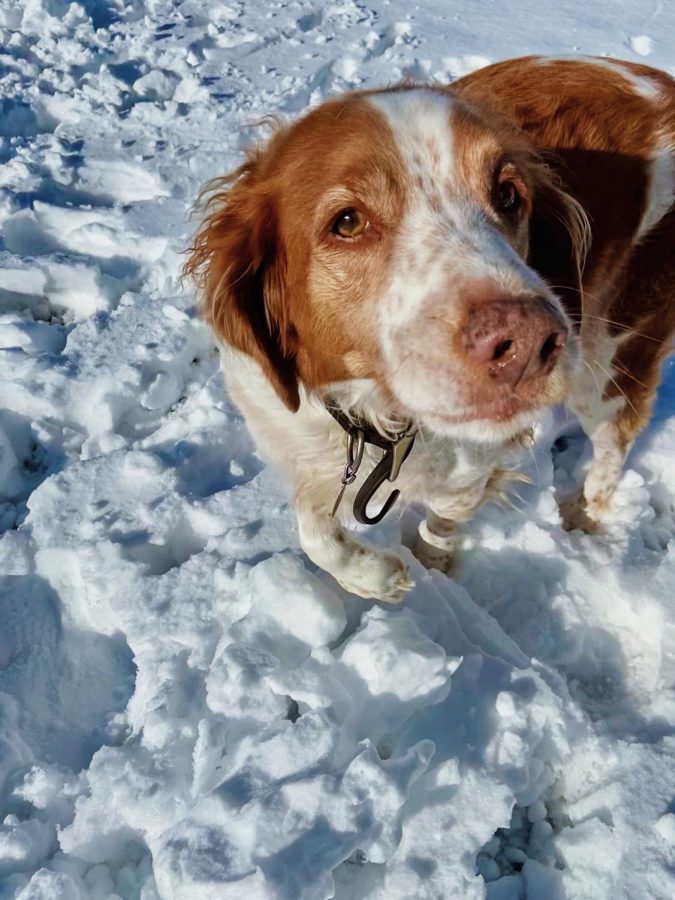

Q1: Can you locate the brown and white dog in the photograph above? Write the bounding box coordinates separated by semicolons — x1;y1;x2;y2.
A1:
185;57;675;603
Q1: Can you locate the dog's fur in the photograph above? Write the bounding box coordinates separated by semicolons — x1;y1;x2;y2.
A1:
185;56;675;603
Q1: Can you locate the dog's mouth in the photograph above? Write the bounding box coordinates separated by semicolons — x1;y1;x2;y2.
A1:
435;396;532;424
415;395;543;441
380;332;575;438
417;350;575;433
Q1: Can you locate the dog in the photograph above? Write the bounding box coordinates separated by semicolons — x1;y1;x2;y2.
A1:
185;56;675;603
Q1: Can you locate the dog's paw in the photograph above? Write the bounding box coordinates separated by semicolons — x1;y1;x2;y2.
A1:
559;493;604;534
337;550;414;604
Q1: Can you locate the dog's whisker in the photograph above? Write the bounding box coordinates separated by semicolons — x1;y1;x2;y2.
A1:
610;360;650;390
562;309;667;346
592;359;639;417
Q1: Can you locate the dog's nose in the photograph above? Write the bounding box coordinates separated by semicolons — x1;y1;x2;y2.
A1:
462;298;568;387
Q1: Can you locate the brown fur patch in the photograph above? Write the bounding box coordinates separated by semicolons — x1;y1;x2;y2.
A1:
184;95;408;408
453;56;675;310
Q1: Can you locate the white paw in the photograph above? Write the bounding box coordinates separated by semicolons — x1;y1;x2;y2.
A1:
336;550;414;604
559;492;604;533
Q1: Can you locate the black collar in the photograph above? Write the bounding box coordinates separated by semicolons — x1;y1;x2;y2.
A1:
324;403;397;452
325;400;417;525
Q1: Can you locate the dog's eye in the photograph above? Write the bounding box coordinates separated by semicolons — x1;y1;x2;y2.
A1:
495;180;522;216
332;208;368;238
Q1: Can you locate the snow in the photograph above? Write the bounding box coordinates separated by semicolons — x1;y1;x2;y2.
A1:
630;35;654;57
1;0;675;897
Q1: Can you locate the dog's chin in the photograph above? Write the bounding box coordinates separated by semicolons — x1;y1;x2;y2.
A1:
408;366;574;444
420;403;541;445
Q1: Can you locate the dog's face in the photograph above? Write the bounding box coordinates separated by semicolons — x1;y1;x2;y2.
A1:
187;87;586;442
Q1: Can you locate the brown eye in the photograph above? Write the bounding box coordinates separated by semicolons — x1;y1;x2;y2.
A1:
331;208;368;238
495;180;522;216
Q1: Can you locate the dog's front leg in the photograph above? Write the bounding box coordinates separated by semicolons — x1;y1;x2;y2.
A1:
296;494;414;604
415;474;495;573
415;510;463;574
559;417;627;531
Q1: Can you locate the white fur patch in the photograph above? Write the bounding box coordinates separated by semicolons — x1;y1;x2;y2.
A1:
570;328;626;429
365;89;565;434
638;140;675;240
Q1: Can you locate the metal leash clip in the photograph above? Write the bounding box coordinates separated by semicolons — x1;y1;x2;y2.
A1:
331;428;365;517
353;430;416;525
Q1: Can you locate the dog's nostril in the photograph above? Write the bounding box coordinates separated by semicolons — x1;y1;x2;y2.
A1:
540;330;566;364
492;339;513;361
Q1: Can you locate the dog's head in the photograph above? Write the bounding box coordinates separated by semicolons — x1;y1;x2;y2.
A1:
185;86;587;442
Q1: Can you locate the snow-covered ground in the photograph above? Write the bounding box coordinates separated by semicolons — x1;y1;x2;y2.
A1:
2;1;675;897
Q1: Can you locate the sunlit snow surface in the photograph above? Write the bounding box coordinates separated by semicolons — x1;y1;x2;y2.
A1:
1;1;675;898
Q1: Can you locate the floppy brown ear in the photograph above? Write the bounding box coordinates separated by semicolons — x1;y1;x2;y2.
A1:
183;155;299;412
528;171;590;323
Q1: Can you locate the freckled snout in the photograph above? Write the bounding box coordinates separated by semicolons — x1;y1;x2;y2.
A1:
462;297;568;388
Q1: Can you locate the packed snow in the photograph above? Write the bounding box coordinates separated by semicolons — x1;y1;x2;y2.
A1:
1;0;675;897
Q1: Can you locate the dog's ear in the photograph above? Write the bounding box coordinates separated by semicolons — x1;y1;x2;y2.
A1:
528;170;590;322
184;153;299;412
